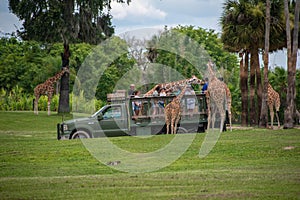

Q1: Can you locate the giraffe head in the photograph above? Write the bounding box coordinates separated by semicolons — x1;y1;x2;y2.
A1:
186;75;202;85
57;67;69;79
62;67;70;74
46;67;70;84
206;61;216;80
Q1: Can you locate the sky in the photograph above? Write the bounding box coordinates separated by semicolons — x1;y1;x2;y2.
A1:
110;0;224;33
0;0;224;35
0;0;295;69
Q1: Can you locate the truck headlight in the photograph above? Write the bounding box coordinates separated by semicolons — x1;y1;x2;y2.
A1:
63;124;68;131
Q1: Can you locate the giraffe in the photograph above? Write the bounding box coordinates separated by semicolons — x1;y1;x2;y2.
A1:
267;83;280;129
222;82;232;131
206;61;229;132
34;67;69;115
143;75;202;97
164;84;188;134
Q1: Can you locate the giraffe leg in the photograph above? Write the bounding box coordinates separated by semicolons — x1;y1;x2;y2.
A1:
207;106;211;131
207;112;211;131
206;94;211;132
225;90;232;131
275;101;280;128
269;106;274;129
211;106;216;131
219;111;225;133
174;113;181;134
171;117;175;134
275;110;280;128
227;102;232;131
207;111;211;131
47;95;52;116
166;123;169;134
165;116;170;134
215;103;225;133
228;110;232;131
34;96;39;115
211;112;215;131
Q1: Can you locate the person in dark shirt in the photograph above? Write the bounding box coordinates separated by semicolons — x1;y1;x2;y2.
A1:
202;78;208;93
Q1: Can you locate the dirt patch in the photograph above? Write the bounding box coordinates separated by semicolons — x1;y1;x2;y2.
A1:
283;146;295;150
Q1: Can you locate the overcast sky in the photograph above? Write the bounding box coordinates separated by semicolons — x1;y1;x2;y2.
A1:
0;0;296;69
110;0;224;33
0;0;224;34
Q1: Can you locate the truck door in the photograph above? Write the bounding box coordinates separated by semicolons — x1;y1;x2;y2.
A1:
98;105;128;136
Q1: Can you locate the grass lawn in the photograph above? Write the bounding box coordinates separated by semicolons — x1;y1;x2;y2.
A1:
0;111;299;199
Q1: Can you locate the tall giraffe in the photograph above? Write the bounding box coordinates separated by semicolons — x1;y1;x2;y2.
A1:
206;61;229;132
34;67;69;115
267;83;280;129
144;75;202;97
222;82;232;131
164;84;188;134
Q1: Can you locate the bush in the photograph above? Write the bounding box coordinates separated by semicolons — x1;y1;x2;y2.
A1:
0;86;105;113
0;86;33;111
70;92;105;114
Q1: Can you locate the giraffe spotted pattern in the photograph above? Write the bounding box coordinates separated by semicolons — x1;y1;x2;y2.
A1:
34;67;69;115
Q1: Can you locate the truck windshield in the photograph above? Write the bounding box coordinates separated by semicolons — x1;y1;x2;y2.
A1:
90;105;122;119
91;109;102;118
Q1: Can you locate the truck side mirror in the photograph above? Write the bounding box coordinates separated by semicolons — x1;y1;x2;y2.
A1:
97;113;103;121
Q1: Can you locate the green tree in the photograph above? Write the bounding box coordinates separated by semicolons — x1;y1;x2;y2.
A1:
72;36;135;101
147;26;237;80
9;0;131;114
283;0;300;128
146;26;240;120
259;0;271;128
221;0;285;126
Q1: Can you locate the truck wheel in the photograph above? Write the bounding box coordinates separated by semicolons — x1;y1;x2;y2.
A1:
176;127;188;134
71;130;91;139
129;128;136;136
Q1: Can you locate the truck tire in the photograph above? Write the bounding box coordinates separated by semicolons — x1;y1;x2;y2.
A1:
176;127;188;134
71;130;91;139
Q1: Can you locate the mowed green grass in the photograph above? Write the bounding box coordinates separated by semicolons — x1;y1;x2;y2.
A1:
0;111;299;199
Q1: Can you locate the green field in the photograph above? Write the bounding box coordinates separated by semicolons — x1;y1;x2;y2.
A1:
0;111;299;199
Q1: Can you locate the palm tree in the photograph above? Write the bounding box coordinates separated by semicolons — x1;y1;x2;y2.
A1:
221;0;285;126
239;50;249;126
259;0;271;128
284;0;300;128
221;0;251;126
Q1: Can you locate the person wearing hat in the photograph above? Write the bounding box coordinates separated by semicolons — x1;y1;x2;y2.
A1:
128;84;135;96
185;86;196;117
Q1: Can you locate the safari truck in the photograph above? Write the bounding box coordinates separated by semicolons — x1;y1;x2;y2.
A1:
57;90;208;139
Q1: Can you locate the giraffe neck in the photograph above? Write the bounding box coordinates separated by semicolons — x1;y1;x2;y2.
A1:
175;84;188;101
267;83;273;91
162;79;186;90
207;61;216;81
46;68;68;84
144;76;201;96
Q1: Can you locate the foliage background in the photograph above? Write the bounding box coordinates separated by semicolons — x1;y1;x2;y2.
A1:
0;26;299;122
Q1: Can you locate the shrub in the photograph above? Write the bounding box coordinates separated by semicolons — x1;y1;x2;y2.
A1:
0;86;105;113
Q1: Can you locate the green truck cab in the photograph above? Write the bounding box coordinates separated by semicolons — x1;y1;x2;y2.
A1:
57;92;208;140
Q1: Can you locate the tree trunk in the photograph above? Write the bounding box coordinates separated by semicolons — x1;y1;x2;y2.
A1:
284;0;300;128
240;51;248;126
57;0;73;114
249;48;259;126
256;54;262;122
292;0;300;124
259;0;271;128
244;52;249;125
58;43;70;114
